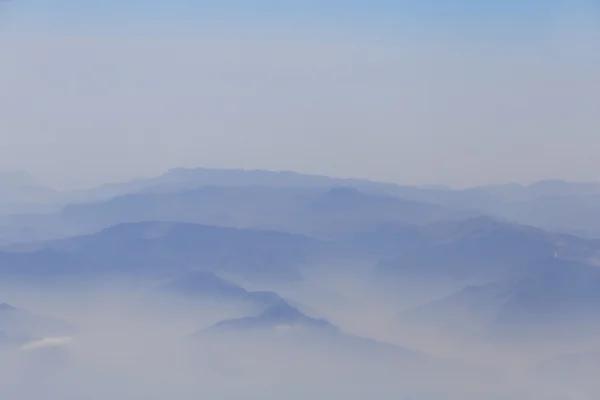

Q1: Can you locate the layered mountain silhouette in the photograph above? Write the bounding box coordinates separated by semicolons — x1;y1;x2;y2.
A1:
6;167;600;396
376;216;600;282
401;258;600;344
195;300;496;389
383;179;600;239
5;167;600;240
197;300;451;372
3;168;600;355
3;215;600;288
0;184;457;242
1;221;321;281
68;167;406;202
202;301;338;334
159;270;288;312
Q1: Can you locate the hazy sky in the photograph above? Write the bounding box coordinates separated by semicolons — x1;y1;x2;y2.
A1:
0;1;599;190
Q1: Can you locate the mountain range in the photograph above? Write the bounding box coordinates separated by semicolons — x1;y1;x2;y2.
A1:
0;185;458;243
1;221;321;282
3;167;600;363
159;270;290;313
400;257;600;346
5;167;600;240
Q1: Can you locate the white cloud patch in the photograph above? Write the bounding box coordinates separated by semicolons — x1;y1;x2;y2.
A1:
20;336;74;351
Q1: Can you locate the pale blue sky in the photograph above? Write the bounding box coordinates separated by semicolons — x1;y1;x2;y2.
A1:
8;1;566;18
6;1;591;38
0;1;599;189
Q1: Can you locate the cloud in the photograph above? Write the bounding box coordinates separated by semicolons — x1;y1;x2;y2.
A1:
20;336;74;351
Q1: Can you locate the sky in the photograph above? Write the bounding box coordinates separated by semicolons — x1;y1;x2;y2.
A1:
0;1;599;190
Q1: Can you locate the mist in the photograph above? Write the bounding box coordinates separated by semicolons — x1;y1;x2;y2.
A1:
0;277;579;400
0;255;598;400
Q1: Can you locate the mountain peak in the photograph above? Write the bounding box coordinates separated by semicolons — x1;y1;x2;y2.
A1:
202;300;338;335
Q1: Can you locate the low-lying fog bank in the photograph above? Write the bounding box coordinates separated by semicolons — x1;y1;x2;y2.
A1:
0;276;596;400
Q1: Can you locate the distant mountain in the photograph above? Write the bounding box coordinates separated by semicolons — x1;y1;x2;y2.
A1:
0;185;306;242
5;167;600;238
486;194;600;239
138;176;600;238
68;173;600;238
307;187;456;237
87;167;405;197
0;185;458;243
3;221;321;282
383;180;600;238
0;167;421;240
375;216;600;282
195;300;497;392
160;270;288;312
197;300;442;367
4;213;600;290
203;301;337;334
59;167;407;206
4;213;598;288
400;259;600;345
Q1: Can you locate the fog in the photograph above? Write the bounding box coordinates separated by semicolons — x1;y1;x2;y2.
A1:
0;274;595;400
